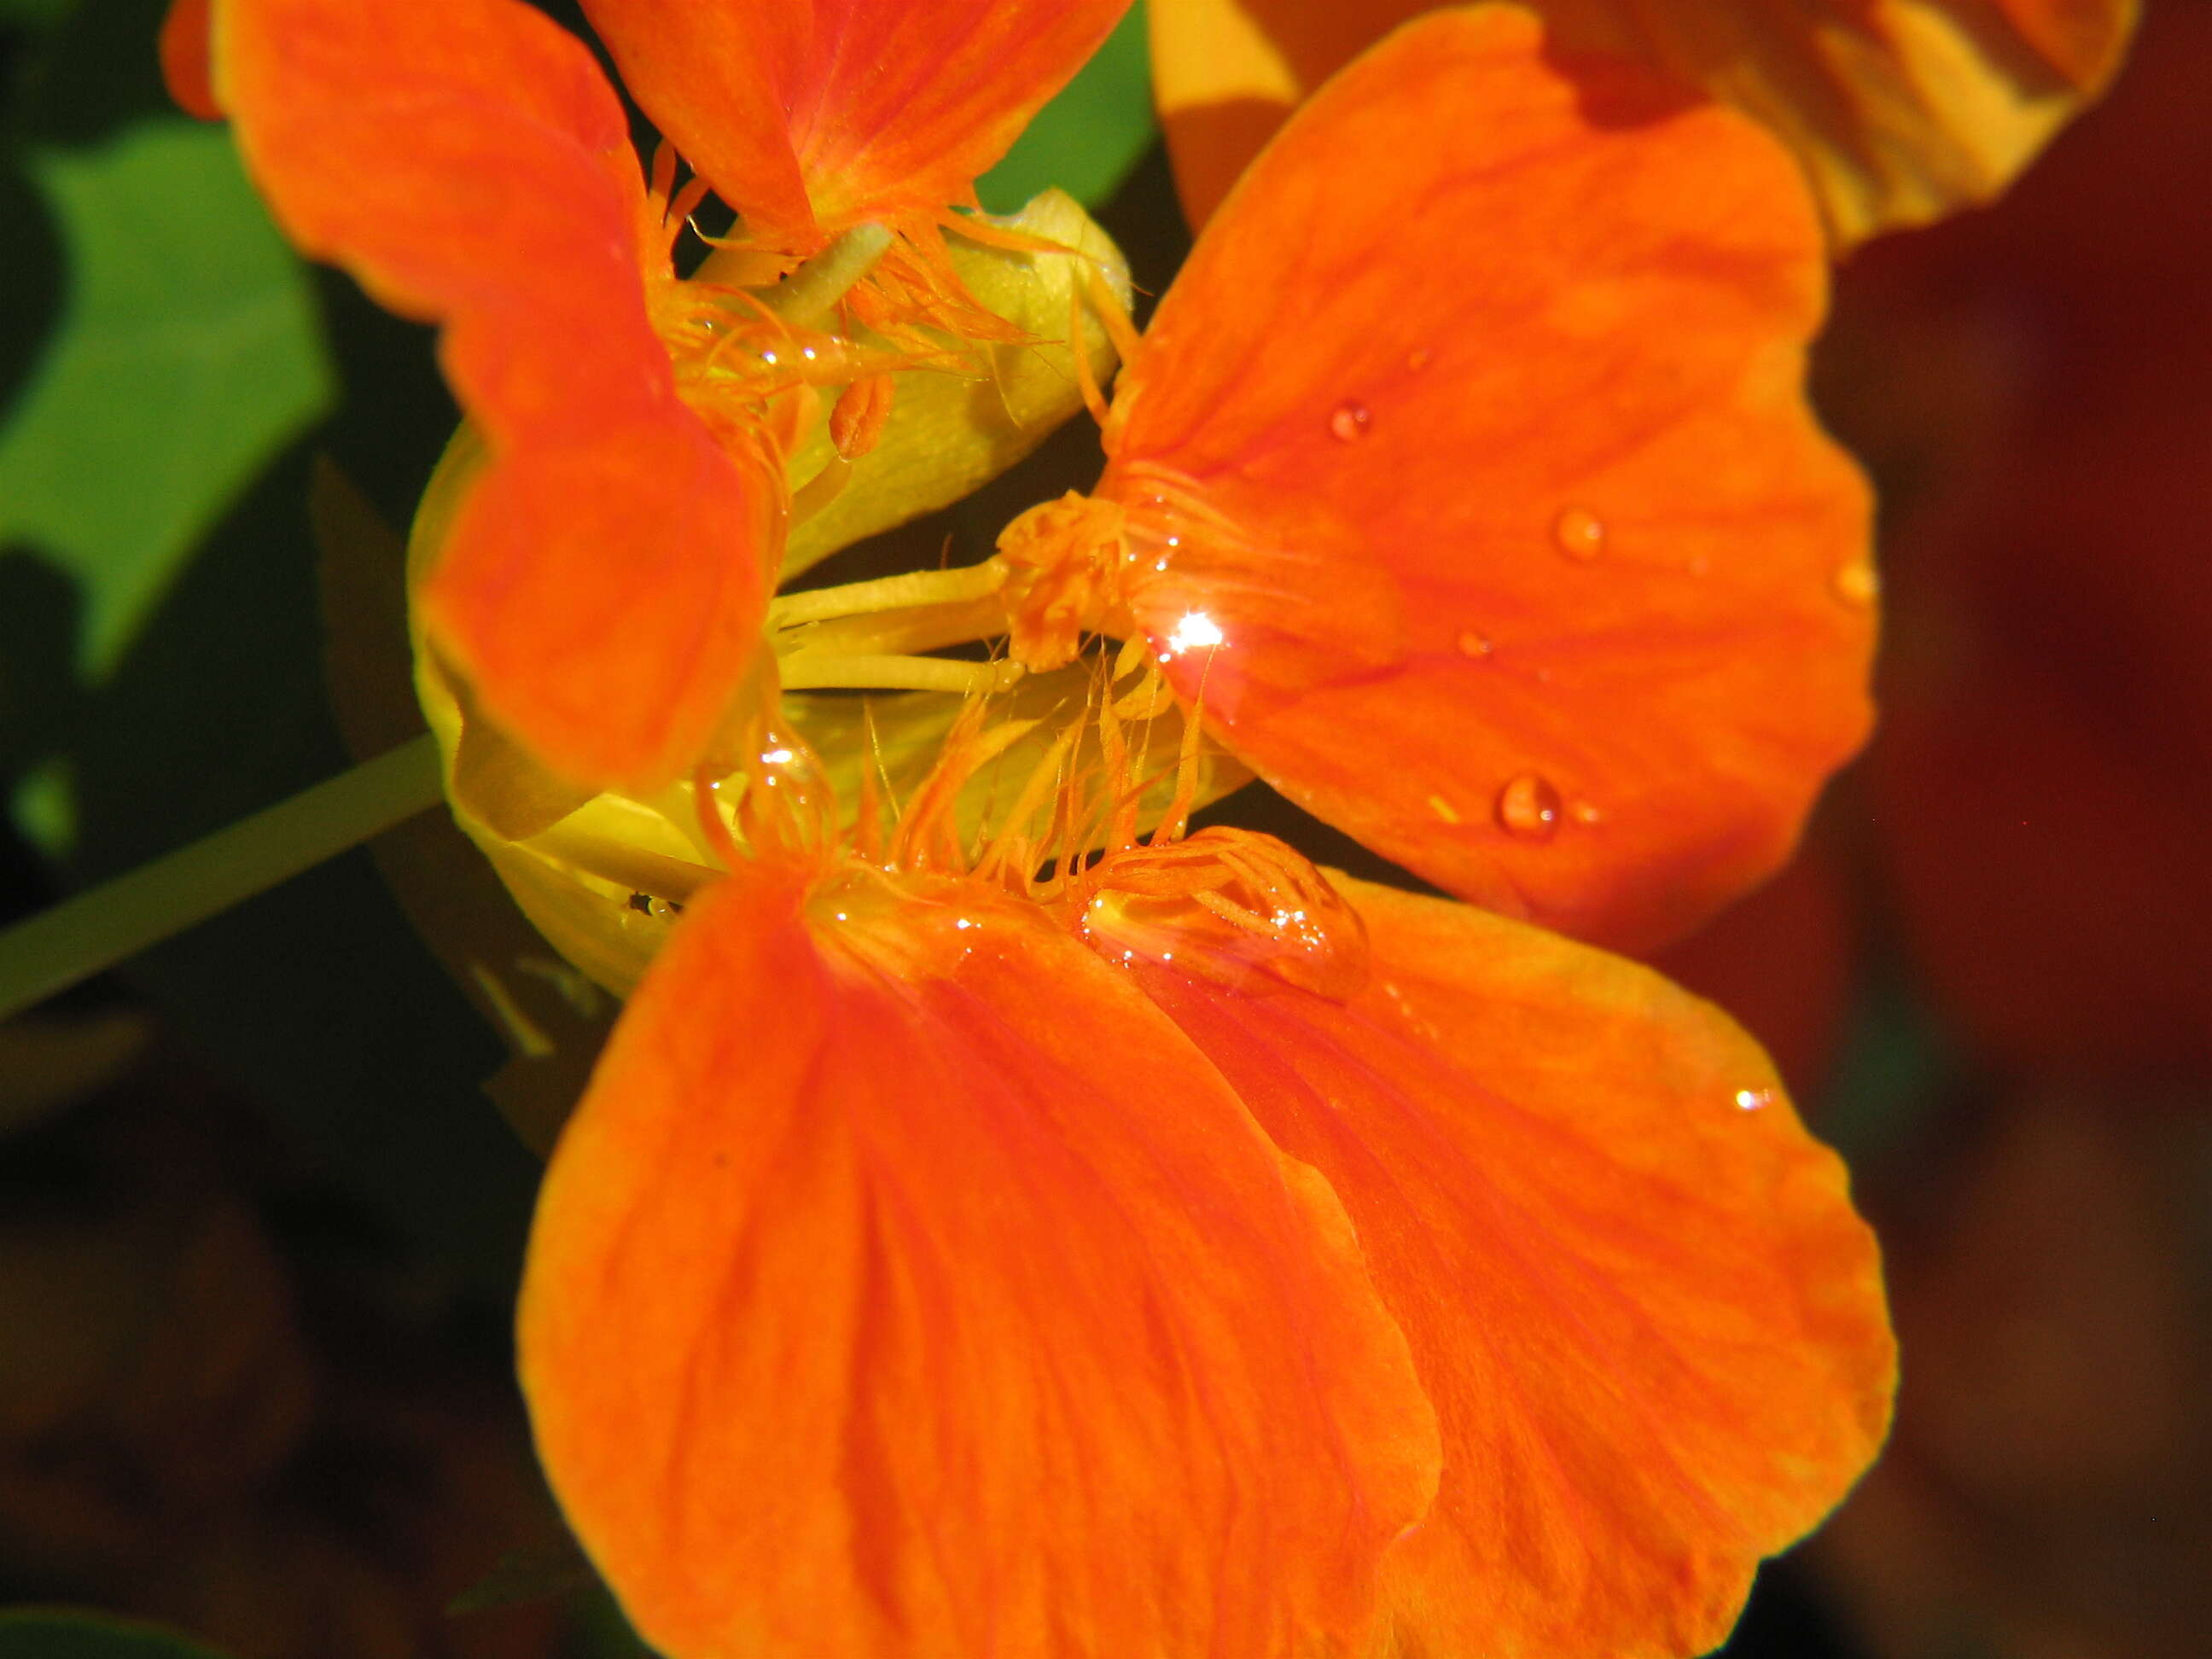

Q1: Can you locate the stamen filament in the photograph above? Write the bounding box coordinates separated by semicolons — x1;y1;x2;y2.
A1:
0;734;443;1021
789;456;852;526
777;655;1026;696
781;594;1011;661
767;562;1007;629
1082;261;1144;369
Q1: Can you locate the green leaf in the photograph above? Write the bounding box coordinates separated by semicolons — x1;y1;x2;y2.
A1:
0;117;332;679
976;2;1155;214
0;0;79;31
0;1609;239;1659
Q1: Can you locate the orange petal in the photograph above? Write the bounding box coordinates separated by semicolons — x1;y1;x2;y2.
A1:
519;864;1441;1657
1152;0;2139;245
1101;864;1895;1659
579;0;1133;249
420;420;777;789
219;0;771;788
160;0;219;120
1107;9;1871;952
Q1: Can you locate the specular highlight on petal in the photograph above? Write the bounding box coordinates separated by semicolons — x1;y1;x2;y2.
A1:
1109;867;1895;1659
579;0;1135;248
520;864;1441;1658
219;0;773;789
1108;8;1873;951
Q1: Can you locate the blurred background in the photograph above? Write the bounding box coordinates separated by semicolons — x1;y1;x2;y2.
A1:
0;2;2205;1655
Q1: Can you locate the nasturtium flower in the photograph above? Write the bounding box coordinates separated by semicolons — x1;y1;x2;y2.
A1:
195;0;1897;1650
451;9;1889;1656
172;0;1132;796
1150;0;2139;247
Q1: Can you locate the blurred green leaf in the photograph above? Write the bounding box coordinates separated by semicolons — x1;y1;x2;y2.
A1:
0;116;331;678
0;1609;237;1659
1821;962;1961;1164
977;2;1155;214
0;0;79;31
447;1538;597;1615
565;1588;656;1659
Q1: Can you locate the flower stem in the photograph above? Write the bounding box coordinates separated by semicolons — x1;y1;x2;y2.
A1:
0;733;444;1021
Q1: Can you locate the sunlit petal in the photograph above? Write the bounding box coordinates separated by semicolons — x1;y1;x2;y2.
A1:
1109;9;1871;951
1109;868;1895;1658
521;864;1441;1657
579;0;1133;247
1151;0;2139;245
218;0;772;789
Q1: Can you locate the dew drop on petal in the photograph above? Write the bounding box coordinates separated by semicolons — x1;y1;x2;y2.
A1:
1552;506;1605;562
1570;799;1603;826
1831;562;1878;607
1455;630;1494;661
1329;399;1372;442
1077;828;1371;999
1734;1086;1775;1111
1495;772;1562;841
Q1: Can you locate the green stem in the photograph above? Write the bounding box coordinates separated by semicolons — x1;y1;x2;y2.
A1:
0;733;445;1022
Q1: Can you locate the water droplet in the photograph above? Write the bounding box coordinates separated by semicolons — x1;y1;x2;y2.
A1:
1329;399;1372;442
1552;506;1605;562
1570;799;1603;826
1831;563;1877;607
1494;772;1562;841
1406;346;1435;373
1076;828;1371;998
1733;1087;1774;1112
1455;630;1494;661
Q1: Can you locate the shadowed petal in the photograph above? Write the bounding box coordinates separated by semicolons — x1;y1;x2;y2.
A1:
579;0;1133;248
520;864;1441;1658
160;0;218;119
1150;0;2139;245
1109;9;1871;952
1103;867;1894;1659
219;0;773;789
